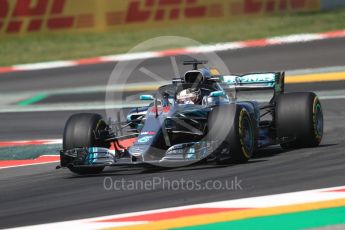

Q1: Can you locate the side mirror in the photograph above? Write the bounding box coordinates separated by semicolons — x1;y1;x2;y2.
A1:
139;95;154;100
209;91;225;97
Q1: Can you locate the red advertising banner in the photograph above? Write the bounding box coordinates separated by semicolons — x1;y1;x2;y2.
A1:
0;0;320;36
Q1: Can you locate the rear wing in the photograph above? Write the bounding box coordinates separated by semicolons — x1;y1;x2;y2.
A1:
219;72;285;95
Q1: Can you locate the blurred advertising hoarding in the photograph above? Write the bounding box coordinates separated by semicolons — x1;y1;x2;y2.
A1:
0;0;321;36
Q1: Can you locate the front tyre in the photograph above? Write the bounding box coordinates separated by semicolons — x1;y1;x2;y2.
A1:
208;105;255;163
63;113;110;174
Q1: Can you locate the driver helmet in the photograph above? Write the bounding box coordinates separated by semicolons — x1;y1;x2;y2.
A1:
177;88;201;104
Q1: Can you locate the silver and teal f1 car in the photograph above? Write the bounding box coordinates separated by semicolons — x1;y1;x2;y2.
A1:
59;60;323;174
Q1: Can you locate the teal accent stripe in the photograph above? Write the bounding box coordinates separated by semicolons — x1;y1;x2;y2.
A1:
17;94;47;106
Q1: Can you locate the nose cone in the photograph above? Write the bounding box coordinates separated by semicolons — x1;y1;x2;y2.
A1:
128;104;177;161
128;120;163;161
128;144;150;158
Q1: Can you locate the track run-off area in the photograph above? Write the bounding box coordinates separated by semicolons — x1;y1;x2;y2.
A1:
0;35;345;229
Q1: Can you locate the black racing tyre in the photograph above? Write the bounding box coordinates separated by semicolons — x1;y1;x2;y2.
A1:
207;104;255;163
63;113;110;174
276;92;323;149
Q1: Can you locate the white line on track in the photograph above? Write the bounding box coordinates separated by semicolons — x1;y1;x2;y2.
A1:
0;90;343;113
0;65;344;107
1;65;344;98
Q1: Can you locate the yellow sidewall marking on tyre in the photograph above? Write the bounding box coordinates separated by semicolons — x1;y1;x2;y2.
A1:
312;97;322;141
238;109;251;159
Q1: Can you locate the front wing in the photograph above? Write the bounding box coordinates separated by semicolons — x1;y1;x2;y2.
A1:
59;141;218;169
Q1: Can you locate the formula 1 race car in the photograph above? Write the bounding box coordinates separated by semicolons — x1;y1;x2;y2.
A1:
59;60;323;174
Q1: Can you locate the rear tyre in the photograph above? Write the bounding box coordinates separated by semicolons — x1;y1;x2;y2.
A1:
63;113;110;174
208;104;255;163
276;92;323;149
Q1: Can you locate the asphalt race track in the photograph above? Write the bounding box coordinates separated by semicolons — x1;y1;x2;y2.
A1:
0;37;345;228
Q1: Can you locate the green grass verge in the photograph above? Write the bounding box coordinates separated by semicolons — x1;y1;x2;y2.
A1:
0;145;60;160
1;9;345;66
